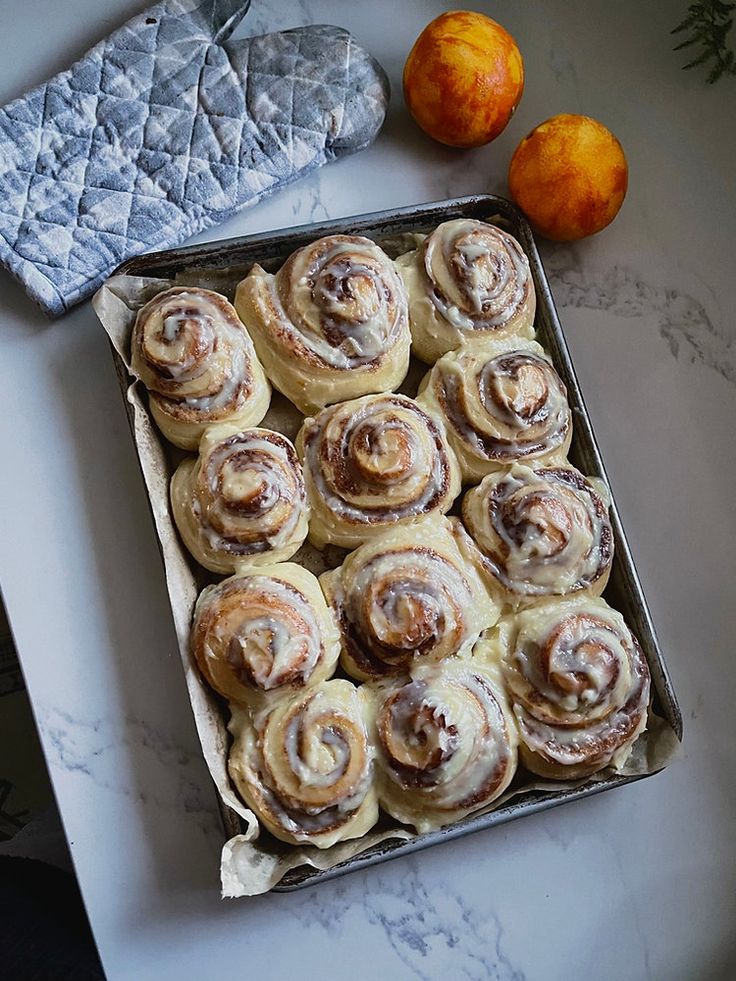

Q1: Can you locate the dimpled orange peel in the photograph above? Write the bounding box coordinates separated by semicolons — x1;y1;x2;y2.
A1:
508;113;628;241
403;10;524;148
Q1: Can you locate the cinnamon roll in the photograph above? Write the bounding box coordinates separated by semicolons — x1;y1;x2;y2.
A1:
171;426;308;574
395;219;536;364
191;563;340;707
296;393;461;549
130;287;270;449
234;235;411;414
321;517;500;681
478;595;651;778
461;463;613;607
417;337;571;482
365;660;518;832
228;680;378;847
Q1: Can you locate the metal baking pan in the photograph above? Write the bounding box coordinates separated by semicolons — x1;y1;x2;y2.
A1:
111;194;683;891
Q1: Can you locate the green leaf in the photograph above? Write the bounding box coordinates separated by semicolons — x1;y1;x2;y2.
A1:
674;34;705;50
672;13;699;31
672;0;736;83
684;47;714;66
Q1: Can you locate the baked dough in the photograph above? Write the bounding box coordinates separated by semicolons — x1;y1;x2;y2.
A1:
477;595;650;778
461;462;613;607
228;680;378;847
321;516;500;681
364;659;518;832
171;426;308;574
417;336;571;482
131;286;270;449
191;563;340;708
296;392;461;549
234;235;411;414
395;218;536;364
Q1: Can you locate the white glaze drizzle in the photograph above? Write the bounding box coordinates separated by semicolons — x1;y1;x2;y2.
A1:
270;237;408;369
304;395;453;526
424;220;531;331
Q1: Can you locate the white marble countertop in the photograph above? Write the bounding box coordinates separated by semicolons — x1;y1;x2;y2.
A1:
1;1;735;978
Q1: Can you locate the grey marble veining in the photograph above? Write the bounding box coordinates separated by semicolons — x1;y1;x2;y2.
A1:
285;861;524;981
541;245;736;384
1;2;735;980
36;705;222;838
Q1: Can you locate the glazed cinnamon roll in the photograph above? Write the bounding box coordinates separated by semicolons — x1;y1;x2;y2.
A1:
191;563;340;708
478;596;651;778
321;517;500;681
296;393;461;549
461;463;613;607
130;287;270;449
365;660;518;832
228;680;378;847
234;235;411;414
395;219;536;364
417;337;571;482
171;426;308;574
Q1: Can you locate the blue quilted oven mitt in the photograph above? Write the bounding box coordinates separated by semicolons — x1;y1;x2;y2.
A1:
0;0;389;317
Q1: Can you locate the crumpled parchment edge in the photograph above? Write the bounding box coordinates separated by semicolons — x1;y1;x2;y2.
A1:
92;271;681;899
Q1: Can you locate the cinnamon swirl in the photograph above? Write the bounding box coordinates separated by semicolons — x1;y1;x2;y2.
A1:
228;680;378;847
321;517;500;681
296;393;461;549
461;463;613;607
365;660;518;832
131;287;270;449
396;218;536;363
417;337;571;482
478;596;650;778
235;235;411;414
171;426;308;574
191;563;340;708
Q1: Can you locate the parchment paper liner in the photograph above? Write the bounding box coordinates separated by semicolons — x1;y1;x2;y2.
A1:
93;269;680;898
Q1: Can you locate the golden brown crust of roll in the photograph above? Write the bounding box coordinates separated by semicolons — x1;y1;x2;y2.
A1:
396;219;536;364
191;563;340;708
417;336;571;482
296;392;461;549
171;426;308;574
321;517;500;681
461;462;613;608
235;235;411;414
477;595;650;778
131;286;270;449
364;659;518;831
228;680;378;847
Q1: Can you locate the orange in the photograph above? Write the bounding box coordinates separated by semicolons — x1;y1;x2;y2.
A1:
403;11;524;148
508;114;628;241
